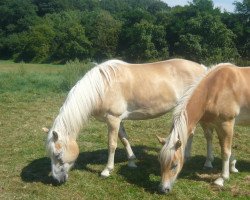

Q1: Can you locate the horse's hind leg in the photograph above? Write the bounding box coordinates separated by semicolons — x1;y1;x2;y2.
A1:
230;155;238;173
214;120;234;187
118;123;137;168
101;115;121;178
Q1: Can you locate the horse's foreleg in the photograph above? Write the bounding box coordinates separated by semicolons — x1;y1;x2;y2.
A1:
118;123;137;168
203;127;214;169
184;133;193;161
214;120;234;187
101;115;121;178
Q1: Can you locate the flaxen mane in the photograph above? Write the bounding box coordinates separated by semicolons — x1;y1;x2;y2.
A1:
48;60;127;143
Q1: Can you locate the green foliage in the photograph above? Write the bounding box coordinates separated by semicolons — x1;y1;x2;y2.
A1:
174;13;239;63
0;71;63;93
0;0;38;33
45;11;92;62
84;10;122;61
0;0;249;64
61;59;95;90
225;0;250;61
0;60;94;93
122;20;168;62
17;23;55;62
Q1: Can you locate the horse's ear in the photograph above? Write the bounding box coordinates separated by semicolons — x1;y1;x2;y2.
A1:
175;140;182;149
42;127;49;133
52;131;58;141
156;135;166;145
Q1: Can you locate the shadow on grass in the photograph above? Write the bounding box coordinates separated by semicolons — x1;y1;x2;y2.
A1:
118;154;250;193
21;145;250;192
180;156;250;182
20;157;55;185
20;145;156;185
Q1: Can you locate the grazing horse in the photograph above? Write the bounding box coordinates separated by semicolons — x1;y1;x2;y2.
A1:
159;63;250;193
45;59;207;183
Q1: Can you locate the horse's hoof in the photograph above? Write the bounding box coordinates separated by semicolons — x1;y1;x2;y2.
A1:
203;166;213;170
230;167;239;173
101;169;111;178
203;160;213;169
128;161;137;168
214;177;224;187
230;160;238;173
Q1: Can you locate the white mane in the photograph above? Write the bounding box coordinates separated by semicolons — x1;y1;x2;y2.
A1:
49;59;127;143
159;62;235;165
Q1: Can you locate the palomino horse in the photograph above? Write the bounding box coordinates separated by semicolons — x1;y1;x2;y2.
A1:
45;59;207;183
159;63;249;193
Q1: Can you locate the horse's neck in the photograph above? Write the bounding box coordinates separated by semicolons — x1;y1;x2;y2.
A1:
186;83;207;134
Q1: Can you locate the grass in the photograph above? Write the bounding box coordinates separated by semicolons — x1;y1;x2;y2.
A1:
0;61;249;200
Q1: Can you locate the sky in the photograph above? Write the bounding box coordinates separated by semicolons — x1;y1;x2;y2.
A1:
162;0;241;12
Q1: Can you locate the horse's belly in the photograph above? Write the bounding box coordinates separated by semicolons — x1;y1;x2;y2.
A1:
121;109;167;120
120;102;175;120
120;97;177;120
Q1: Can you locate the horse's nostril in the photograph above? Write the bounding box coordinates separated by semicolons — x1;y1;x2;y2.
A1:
165;188;170;193
160;186;170;194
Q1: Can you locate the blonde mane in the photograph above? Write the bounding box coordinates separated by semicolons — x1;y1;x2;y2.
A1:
49;60;127;143
159;62;235;166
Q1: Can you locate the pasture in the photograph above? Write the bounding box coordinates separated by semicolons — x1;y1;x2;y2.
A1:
0;61;249;199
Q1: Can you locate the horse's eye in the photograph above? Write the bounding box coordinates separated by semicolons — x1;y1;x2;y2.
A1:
171;163;178;170
54;153;64;165
54;153;60;159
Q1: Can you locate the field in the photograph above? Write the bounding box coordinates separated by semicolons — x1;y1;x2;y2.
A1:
0;61;249;200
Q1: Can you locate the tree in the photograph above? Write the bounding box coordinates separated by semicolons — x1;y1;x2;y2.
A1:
15;23;55;62
121;20;168;62
234;0;250;17
233;0;250;60
84;10;122;61
175;13;239;63
46;11;91;62
0;0;248;64
0;0;38;34
33;0;71;16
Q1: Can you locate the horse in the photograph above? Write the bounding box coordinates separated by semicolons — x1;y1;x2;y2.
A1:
44;58;207;183
159;63;250;193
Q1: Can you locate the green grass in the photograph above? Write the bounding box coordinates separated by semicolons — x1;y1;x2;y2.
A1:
0;61;249;200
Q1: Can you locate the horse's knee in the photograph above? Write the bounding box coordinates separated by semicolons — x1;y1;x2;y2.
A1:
109;144;117;152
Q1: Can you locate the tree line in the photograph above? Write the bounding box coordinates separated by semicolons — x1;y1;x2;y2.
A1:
0;0;249;64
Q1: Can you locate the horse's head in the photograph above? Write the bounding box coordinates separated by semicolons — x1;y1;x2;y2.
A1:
44;128;79;183
158;137;183;194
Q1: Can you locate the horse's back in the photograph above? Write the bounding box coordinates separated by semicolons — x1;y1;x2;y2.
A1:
96;59;206;120
125;59;205;74
198;64;250;122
